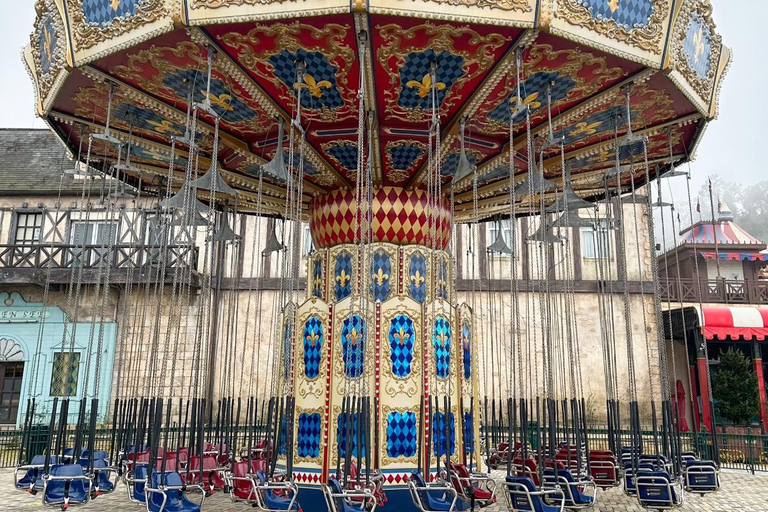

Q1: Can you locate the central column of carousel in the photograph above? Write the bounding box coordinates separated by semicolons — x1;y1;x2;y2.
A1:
277;187;482;511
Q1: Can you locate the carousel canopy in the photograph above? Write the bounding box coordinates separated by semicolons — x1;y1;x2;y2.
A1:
24;0;730;220
667;306;768;342
679;202;766;250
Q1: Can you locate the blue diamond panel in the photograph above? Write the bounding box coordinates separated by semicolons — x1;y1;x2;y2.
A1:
437;259;449;300
388;143;426;171
432;411;456;457
270;49;343;110
389;314;415;378
398;50;465;110
334;251;352;301
341;315;366;378
478;166;510;186
371;250;392;302
433;317;452;379
387;411;417;458
408;252;427;304
113;104;187;138
303;316;323;379
462;320;471;380
488;72;575;125
38;16;55;75
312;258;323;299
82;0;141;26
582;0;653;27
279;150;319;176
684;15;712;78
440;151;477;177
162;70;258;124
463;412;473;455
298;412;322;458
278;413;288;455
326;142;359;172
283;322;293;381
337;412;366;458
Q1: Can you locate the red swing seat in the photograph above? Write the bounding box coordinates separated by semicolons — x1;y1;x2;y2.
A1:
447;461;496;506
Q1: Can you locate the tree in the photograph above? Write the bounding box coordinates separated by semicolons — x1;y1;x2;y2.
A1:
712;348;760;425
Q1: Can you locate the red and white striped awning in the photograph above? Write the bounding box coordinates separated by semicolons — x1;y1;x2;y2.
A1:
698;306;768;341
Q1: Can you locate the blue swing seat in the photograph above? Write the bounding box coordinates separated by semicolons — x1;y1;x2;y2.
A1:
146;470;205;512
636;471;683;510
42;463;91;508
408;470;459;512
324;477;368;512
623;463;654;495
254;470;301;511
544;468;595;508
683;460;719;494
78;457;115;494
503;476;563;512
15;454;52;492
128;464;148;502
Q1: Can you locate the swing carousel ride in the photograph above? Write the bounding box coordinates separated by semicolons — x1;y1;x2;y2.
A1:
16;0;729;511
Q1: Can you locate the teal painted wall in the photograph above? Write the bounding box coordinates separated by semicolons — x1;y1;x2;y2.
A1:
0;292;116;427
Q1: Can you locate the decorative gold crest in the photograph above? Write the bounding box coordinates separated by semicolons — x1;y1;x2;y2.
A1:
65;0;167;51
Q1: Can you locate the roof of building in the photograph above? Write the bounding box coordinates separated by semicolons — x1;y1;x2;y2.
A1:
0;128;88;196
678;201;765;250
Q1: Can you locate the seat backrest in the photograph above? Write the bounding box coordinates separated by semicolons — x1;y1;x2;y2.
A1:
504;476;536;511
50;464;85;478
250;458;267;474
29;454;47;465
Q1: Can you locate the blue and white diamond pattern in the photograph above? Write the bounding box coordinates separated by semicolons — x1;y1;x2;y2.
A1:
326;141;359;173
408;252;427;304
312;258;323;299
82;0;141;27
38;15;56;75
389;314;415;378
303;316;323;379
270;49;343;110
387;411;417;457
278;414;288;455
478;166;510;186
341;314;366;379
298;412;321;458
432;411;456;457
463;412;473;455
398;50;465;110
113;104;185;138
162;69;258;124
488;72;576;125
582;0;653;28
337;412;366;458
462;320;471;380
388;143;426;171
437;259;448;300
371;250;392;302
334;251;352;301
433;317;452;379
684;14;712;79
440;151;477;177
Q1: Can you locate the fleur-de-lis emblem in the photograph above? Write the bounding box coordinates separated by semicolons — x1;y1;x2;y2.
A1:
294;73;333;98
607;0;620;13
306;331;320;348
569;121;603;138
410;270;425;287
435;332;449;348
336;269;351;287
349;327;363;346
110;0;121;11
594;149;612;163
510;92;542;112
406;74;446;99
393;327;411;346
202;91;234;112
462;334;470;351
693;26;706;64
43;25;53;60
147;119;182;136
372;267;389;286
313;275;323;292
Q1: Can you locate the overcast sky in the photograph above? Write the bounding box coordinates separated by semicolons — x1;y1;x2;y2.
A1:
0;0;764;198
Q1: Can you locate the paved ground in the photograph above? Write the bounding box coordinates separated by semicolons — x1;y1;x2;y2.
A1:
2;467;766;511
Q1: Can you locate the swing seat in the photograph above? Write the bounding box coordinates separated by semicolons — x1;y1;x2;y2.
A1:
42;463;92;509
187;455;226;493
448;462;496;506
545;469;595;509
623;464;653;495
346;460;387;507
145;470;205;512
323;477;375;512
76;457;116;495
127;464;148;503
408;470;459;512
502;476;564;512
683;460;719;494
636;471;683;510
226;461;256;502
253;470;301;511
15;455;60;492
512;458;540;487
587;451;618;488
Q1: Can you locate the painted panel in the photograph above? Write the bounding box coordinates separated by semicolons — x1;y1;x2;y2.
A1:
340;314;365;379
386;410;417;458
433;317;452;380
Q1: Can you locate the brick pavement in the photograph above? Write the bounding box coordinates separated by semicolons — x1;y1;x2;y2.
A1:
1;468;766;511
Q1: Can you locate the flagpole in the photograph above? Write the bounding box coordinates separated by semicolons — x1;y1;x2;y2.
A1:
708;178;722;280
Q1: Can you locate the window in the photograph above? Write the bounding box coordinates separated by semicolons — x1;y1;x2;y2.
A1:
14;212;42;245
303;225;314;256
0;362;24;424
50;352;80;397
70;221;118;266
488;219;516;256
581;220;613;259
